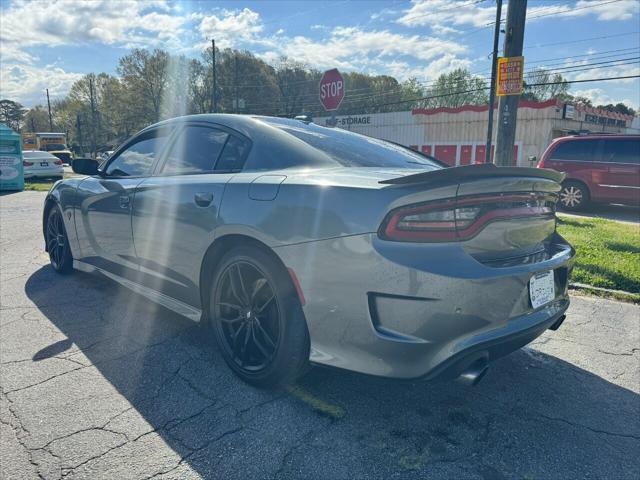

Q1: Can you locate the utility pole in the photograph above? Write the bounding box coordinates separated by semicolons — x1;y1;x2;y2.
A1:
485;0;503;164
76;114;83;155
211;39;217;113
234;53;239;114
495;0;527;166
88;77;97;157
46;88;53;130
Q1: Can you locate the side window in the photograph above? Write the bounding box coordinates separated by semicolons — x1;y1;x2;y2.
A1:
106;133;168;177
215;135;250;171
161;126;228;175
550;139;600;162
602;139;640;164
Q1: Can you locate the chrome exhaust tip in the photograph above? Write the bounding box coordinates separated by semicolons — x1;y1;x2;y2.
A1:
456;361;489;387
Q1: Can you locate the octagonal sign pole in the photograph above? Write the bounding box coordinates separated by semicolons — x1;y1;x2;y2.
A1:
319;68;345;125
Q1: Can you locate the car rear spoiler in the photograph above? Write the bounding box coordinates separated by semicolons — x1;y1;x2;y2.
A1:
379;163;564;186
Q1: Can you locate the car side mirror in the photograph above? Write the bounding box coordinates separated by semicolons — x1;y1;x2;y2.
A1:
72;158;100;175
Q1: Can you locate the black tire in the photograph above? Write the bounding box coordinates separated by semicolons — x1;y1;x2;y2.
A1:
209;246;309;388
558;181;589;211
45;206;73;274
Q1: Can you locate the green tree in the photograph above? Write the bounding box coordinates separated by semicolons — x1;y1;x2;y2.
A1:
0;99;26;131
274;58;319;117
522;67;569;102
118;49;169;124
596;102;636;116
417;69;488;109
23;106;50;132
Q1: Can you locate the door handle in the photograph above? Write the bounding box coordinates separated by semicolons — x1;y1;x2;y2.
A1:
194;192;214;207
119;195;130;209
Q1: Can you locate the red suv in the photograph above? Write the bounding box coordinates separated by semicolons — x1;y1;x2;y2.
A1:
538;135;640;210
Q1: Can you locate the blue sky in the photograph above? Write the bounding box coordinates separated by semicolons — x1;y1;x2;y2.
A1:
1;0;638;109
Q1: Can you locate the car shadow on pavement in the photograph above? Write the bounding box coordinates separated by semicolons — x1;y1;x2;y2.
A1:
22;266;640;480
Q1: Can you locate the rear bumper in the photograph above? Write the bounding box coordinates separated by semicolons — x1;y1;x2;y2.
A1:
275;232;575;379
421;301;567;382
24;167;63;178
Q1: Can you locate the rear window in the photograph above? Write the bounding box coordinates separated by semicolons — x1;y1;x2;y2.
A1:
550;139;600;162
161;126;228;175
215;135;251;171
260;118;442;170
601;139;640;164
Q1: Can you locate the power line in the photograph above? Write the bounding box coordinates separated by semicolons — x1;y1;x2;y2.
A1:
239;74;640;112
398;0;487;23
522;31;639;50
526;0;628;21
239;56;640;106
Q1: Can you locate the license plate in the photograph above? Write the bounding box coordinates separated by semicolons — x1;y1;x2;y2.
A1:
529;270;555;309
40;162;48;167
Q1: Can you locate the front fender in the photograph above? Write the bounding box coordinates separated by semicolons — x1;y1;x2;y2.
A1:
43;178;83;258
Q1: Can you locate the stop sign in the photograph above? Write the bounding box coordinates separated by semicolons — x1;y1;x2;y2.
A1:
319;69;345;111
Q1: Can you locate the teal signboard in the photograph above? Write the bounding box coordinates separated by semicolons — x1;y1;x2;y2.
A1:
0;123;24;191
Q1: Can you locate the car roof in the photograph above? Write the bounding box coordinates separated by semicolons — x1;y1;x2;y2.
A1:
555;134;640;141
142;113;330;140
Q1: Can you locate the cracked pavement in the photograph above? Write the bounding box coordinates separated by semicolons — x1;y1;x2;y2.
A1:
1;191;639;479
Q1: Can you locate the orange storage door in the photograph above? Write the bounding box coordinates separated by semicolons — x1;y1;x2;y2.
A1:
434;145;457;166
460;145;473;165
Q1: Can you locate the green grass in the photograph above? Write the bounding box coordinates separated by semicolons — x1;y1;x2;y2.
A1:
24;173;75;192
557;215;640;298
24;180;56;192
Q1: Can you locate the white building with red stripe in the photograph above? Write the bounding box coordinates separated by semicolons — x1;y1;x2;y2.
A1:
316;100;637;167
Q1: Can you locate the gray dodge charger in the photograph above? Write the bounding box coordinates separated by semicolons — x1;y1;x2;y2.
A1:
43;114;575;387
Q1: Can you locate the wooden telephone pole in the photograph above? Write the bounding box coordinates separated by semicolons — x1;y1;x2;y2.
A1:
485;0;503;164
495;0;527;166
46;89;53;130
211;39;217;113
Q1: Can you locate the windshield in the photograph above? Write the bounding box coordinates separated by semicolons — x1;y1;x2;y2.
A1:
261;118;442;170
43;143;66;151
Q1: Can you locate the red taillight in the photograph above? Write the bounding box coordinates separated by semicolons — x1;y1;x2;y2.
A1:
537;158;546;169
54;159;63;165
380;194;555;242
23;161;34;167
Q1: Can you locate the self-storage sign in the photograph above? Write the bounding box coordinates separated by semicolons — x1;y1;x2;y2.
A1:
496;56;524;96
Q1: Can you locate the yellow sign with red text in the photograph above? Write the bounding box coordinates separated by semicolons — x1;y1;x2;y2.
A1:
496;56;524;96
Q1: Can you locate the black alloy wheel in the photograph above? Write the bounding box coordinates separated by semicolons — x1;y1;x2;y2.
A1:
215;261;281;372
210;246;310;387
46;206;73;274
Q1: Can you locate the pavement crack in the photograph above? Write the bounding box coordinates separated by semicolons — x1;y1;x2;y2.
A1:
539;414;640;440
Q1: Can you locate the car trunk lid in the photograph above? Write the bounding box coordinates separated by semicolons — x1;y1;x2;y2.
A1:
379;165;563;262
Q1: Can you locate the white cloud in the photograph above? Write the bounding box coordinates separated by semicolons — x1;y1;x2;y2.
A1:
572;88;637;109
0;0;188;62
397;0;639;30
257;26;468;73
397;0;496;28
0;63;83;106
197;8;264;49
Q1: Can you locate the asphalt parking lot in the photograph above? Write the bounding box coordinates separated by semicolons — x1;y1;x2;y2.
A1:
1;191;639;480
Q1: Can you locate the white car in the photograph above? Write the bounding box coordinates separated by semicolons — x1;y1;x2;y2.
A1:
23;151;64;179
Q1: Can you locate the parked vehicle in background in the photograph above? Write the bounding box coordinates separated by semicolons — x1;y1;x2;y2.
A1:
43;114;574;388
22;132;73;165
538;135;640;210
50;150;73;165
100;150;114;162
23;150;64;179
